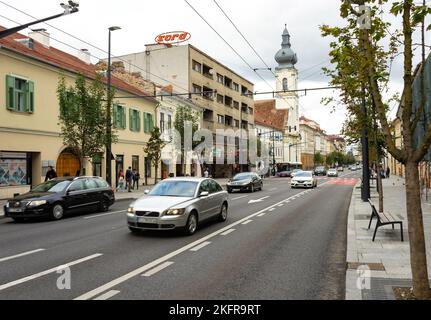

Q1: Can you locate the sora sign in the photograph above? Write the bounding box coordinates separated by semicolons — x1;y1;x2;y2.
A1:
155;31;191;45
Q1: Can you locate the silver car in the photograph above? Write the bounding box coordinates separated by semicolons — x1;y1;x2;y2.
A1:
291;171;317;189
127;178;229;235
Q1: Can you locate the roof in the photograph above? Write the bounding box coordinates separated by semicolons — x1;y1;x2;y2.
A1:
0;26;155;101
254;99;288;131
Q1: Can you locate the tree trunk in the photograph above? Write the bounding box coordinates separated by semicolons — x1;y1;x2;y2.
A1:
405;160;431;299
154;163;159;185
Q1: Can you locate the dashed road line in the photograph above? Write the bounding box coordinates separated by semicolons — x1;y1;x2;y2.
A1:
242;220;253;225
231;195;249;201
257;213;267;217
142;262;175;277
190;242;212;252
221;229;236;236
0;249;45;263
94;290;121;300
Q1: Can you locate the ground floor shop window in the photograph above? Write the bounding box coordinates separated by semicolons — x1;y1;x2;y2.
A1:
0;152;31;187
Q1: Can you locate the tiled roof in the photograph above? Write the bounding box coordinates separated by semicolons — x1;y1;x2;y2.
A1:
0;26;155;100
254;99;288;131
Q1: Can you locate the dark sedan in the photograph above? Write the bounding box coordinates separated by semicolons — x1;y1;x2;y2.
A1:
227;173;263;193
3;177;115;222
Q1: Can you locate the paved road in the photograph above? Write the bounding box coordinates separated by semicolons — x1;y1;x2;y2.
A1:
0;172;359;300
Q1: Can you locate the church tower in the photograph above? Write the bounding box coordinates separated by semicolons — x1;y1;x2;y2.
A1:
274;25;300;162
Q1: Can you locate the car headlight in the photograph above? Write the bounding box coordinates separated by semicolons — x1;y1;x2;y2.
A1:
164;208;186;216
27;200;47;207
127;206;135;216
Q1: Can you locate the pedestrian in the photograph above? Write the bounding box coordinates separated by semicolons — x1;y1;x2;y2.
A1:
126;167;133;193
116;169;125;192
204;168;209;178
45;166;57;182
386;166;391;179
133;170;140;190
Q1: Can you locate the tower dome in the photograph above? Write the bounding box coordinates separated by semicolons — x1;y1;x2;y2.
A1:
275;25;297;68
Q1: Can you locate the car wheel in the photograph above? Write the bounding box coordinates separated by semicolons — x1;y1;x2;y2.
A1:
51;203;64;221
218;203;228;222
99;198;110;212
184;212;198;236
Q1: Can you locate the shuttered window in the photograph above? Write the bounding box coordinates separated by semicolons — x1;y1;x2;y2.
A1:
113;104;126;129
129;109;141;132
144;112;154;133
6;75;34;113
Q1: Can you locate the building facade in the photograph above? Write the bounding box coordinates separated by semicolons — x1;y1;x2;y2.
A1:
299;116;328;169
0;27;158;199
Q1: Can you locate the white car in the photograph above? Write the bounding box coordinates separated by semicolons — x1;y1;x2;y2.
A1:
327;169;339;177
291;171;317;189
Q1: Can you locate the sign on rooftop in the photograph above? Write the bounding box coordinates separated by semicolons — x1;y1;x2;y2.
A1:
155;31;191;45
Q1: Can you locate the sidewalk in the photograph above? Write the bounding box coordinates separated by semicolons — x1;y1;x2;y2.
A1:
345;175;431;300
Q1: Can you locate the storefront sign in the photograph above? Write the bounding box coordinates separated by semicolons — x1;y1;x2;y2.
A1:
155;31;191;45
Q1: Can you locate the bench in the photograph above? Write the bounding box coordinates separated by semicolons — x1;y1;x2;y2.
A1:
367;199;404;242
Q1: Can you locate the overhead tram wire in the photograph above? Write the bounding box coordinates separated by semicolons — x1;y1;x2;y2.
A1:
0;1;191;94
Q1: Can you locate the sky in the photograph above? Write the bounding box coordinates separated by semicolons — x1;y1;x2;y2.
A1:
1;0;429;135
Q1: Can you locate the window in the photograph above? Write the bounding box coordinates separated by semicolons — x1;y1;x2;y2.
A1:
217;94;224;104
144;112;154;133
199;180;210;193
6;75;34;113
192;60;202;73
217;73;224;84
68;180;85;192
113;105;126;129
160;113;165;133
225;96;233;108
224;76;232;89
233;82;239;92
0;152;31;187
129;109;141;132
132;156;139;173
192;84;202;94
217;115;225;124
84;179;99;190
234;119;240;128
248;107;254;115
283;78;288;91
168;115;172;130
233;101;239;109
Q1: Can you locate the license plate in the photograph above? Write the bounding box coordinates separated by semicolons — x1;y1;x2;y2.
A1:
8;208;23;213
138;217;158;224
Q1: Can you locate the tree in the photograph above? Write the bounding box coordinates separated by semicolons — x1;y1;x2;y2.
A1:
144;127;166;184
321;0;431;298
174;105;200;176
57;74;117;176
314;152;324;166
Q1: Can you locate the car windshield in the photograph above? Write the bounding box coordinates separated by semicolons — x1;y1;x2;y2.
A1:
316;167;325;170
149;181;198;197
294;172;312;178
31;180;70;193
233;173;253;181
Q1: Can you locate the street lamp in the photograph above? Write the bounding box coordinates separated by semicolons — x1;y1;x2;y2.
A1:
106;26;121;187
0;1;79;39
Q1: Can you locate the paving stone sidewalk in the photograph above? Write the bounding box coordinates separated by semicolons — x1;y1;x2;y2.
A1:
345;175;431;300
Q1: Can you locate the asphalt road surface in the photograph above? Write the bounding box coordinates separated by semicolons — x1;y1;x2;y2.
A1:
0;172;360;300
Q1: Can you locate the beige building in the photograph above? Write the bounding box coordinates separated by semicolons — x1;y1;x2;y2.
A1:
299;116;328;169
113;44;255;178
0;28;159;199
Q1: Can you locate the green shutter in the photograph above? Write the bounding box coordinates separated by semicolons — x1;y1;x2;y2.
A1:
121;107;126;129
6;75;15;110
144;113;149;133
113;105;118;128
26;81;34;113
149;114;154;132
137;111;141;132
129;108;133;131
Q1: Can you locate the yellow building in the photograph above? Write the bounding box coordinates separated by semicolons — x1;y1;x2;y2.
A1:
386;118;405;177
0;28;158;199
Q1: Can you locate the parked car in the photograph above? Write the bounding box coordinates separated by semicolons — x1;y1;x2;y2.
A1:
290;169;303;178
338;166;344;172
314;166;327;176
3;177;115;222
327;168;339;177
291;171;317;189
127;178;229;235
276;170;291;178
227;172;263;193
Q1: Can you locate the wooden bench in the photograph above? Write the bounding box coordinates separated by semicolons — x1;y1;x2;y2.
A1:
367;199;404;242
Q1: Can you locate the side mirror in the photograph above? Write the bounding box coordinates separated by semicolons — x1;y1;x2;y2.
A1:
199;191;209;197
144;190;150;195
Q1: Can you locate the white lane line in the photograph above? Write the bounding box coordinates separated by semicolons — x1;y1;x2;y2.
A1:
257;213;267;217
0;249;45;263
93;290;121;301
242;220;253;225
0;254;102;291
221;229;236;236
278;204;284;207
142;262;174;277
269;208;275;212
84;210;126;220
190;242;212;252
231;195;249;201
75;187;334;300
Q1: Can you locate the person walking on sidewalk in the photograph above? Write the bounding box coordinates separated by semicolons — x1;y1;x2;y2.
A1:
386;166;391;179
45;166;57;182
126;167;133;193
133;170;140;190
116;169;125;192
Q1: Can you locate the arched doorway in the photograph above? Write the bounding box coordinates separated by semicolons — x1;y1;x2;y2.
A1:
56;149;81;177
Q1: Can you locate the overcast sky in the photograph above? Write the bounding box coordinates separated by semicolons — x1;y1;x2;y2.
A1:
1;0;429;134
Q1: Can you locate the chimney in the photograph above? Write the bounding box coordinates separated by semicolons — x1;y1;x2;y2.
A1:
77;49;91;64
29;29;50;48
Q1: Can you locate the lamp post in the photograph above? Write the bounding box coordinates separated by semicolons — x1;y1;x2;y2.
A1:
106;26;121;187
0;1;79;39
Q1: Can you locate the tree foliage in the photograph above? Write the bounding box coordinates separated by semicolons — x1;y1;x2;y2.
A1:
144;127;166;184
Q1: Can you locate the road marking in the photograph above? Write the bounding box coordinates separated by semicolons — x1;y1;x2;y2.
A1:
93;290;121;301
269;208;275;212
248;196;270;204
278;204;284;207
84;210;126;220
0;254;102;291
190;242;211;252
142;262;174;277
242;220;253;225
0;249;45;263
269;188;277;191
231;195;249;201
221;229;236;236
257;213;267;217
74;185;339;301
